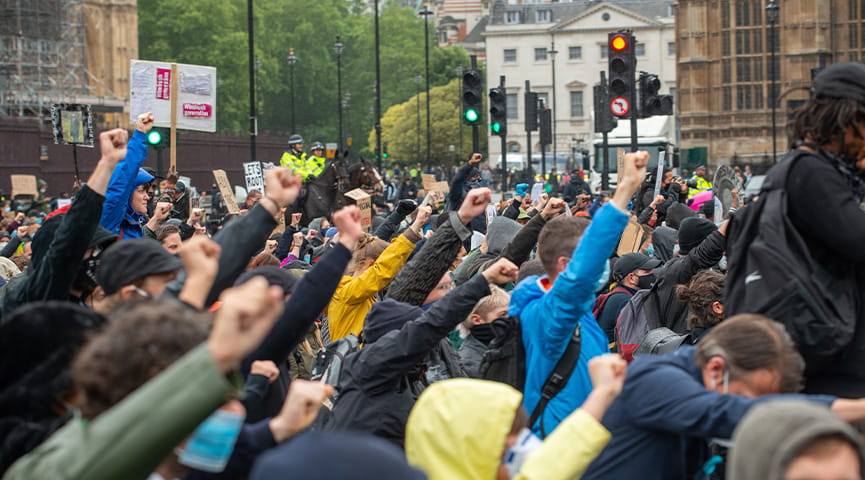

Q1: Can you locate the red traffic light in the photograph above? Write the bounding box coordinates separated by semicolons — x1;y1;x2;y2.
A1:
610;35;628;51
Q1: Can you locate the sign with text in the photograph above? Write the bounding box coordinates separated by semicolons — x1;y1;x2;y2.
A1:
130;60;217;132
344;188;372;232
50;103;94;146
212;169;240;215
11;175;38;197
243;162;265;196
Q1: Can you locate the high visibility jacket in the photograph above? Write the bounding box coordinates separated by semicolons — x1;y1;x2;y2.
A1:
280;151;324;180
687;175;712;197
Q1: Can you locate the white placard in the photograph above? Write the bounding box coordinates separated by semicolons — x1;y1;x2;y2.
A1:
129;60;217;132
243;162;265;196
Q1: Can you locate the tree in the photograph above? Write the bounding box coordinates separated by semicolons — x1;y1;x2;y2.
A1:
372;79;486;169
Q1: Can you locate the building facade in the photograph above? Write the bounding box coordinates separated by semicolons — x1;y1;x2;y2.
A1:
483;0;676;173
676;0;865;167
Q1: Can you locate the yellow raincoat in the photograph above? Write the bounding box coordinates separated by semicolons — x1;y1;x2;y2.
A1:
406;379;611;480
327;234;417;341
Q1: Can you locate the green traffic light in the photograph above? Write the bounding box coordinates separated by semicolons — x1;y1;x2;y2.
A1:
146;130;163;145
464;109;479;122
491;122;502;133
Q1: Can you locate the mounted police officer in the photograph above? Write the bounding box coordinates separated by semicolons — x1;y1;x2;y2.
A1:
280;135;324;181
307;141;327;177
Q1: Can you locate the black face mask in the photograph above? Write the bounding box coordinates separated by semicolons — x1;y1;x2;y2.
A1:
636;273;656;290
72;247;103;297
471;322;497;346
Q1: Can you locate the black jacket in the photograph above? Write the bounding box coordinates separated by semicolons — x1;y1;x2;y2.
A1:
652;230;726;334
327;274;491;448
562;176;591;204
3;186;105;318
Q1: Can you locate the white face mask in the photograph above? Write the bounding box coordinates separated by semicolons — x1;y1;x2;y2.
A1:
502;428;543;478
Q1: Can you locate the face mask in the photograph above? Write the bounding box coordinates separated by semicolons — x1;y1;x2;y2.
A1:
644;244;655;258
636;273;656;290
595;260;611;293
177;408;245;473
72;247;103;295
303;253;311;263
502;428;543;478
471;322;496;345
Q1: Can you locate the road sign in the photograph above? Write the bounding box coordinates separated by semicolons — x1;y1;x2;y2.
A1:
610;97;630;116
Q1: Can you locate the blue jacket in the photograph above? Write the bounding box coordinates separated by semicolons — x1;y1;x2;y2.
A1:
509;202;628;435
99;130;149;239
582;346;836;480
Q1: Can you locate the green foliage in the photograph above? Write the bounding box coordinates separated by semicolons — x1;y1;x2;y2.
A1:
138;0;470;158
372;79;486;168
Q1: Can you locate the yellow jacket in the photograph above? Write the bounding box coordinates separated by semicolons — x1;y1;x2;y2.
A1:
327;234;417;340
687;175;712;198
406;379;611;480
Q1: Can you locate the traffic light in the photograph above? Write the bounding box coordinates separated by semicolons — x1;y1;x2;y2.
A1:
382;141;389;159
462;68;483;125
593;84;617;134
539;107;552;145
489;87;507;136
524;91;538;131
146;127;170;150
638;72;674;117
607;31;636;118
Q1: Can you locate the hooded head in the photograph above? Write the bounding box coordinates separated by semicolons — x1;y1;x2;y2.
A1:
677;217;717;255
729;400;865;480
485;217;522;256
406;378;523;480
361;298;424;344
128;168;155;215
651;226;677;262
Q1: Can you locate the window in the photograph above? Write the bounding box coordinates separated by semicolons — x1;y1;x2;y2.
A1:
668;42;676;56
600;44;608;59
507;142;521;153
570;91;584;118
722;31;731;56
537;92;549;108
506;93;518;119
721;1;730;28
504;48;517;63
723;86;732;110
534;48;548;61
722;59;732;83
569;46;582;60
636;43;646;57
440;31;448;44
535;10;551;23
505;11;520;24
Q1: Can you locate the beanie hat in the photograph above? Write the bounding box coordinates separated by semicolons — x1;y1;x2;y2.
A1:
677;217;717;255
814;62;865;104
234;265;298;296
665;202;696;230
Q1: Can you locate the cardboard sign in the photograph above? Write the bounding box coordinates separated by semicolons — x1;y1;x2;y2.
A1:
212;169;240;215
130;60;217;133
344;188;372;232
616;219;644;256
429;181;450;193
421;174;436;190
11;175;38;197
243;162;265;196
616;148;626;184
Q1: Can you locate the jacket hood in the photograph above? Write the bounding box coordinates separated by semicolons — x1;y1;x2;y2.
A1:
406;378;522;480
486;217;522;256
308;217;325;232
508;275;545;317
362;298;424;344
29;214;116;273
729;400;865;480
651;226;677;262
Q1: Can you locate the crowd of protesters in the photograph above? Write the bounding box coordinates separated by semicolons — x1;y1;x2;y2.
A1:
1;62;865;480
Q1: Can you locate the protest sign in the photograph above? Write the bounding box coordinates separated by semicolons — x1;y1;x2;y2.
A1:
421;174;436;190
130;60;217;133
345;188;372;232
212;169;240;215
11;175;38;197
616;219;644;256
243;162;265;196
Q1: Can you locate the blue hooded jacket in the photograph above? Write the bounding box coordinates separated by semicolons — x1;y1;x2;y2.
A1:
509;202;628;436
99;130;151;239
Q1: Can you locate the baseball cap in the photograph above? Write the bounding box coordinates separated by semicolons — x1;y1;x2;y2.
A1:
612;252;662;280
96;238;182;295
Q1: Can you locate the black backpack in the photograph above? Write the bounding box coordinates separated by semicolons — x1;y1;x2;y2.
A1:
480;316;582;438
726;149;857;373
308;334;360;428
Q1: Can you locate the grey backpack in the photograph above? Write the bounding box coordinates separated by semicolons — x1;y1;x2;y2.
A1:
634;327;691;357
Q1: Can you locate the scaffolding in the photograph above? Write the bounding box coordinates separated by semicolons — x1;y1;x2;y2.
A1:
0;0;120;118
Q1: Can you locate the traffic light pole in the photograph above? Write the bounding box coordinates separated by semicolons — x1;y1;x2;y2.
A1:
525;80;533;180
601;72;610;191
471;55;480;154
500;75;507;194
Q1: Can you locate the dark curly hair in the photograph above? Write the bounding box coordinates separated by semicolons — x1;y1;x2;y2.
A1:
787;88;865;151
73;298;211;419
676;270;725;329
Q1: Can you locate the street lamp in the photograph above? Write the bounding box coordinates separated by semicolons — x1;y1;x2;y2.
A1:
419;5;433;171
456;65;464;160
343;90;351;148
414;73;422;163
766;0;779;164
287;48;297;134
333;35;345;149
549;40;559;170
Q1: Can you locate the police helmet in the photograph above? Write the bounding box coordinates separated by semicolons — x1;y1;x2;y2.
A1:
310;141;324;151
288;134;304;145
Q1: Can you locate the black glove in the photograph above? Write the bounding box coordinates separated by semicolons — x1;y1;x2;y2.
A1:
397;199;417;216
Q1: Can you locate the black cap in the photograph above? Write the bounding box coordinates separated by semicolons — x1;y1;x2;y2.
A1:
814;62;865;104
96;238;182;295
677;217;717;255
234;266;298;296
613;253;662;280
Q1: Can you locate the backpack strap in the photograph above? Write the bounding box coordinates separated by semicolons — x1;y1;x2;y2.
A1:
528;324;582;438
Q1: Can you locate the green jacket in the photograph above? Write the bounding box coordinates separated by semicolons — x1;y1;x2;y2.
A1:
4;344;238;480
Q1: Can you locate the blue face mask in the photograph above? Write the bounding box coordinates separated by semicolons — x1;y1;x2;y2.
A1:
596;260;611;292
644;244;655;258
177;408;245;473
303;253;311;263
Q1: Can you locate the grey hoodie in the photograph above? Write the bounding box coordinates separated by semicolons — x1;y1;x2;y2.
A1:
728;400;865;480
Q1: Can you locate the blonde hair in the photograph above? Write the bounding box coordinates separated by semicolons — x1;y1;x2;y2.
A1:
459;285;511;334
347;233;390;275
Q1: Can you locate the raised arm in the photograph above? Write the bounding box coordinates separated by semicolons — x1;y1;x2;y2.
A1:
99;113;151;233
